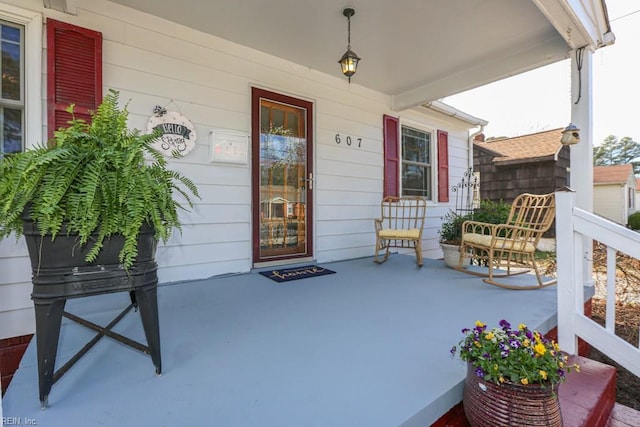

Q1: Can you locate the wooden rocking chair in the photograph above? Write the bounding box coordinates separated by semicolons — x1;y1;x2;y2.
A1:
455;193;556;290
374;196;427;266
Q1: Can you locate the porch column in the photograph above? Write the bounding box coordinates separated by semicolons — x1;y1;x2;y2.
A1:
569;47;594;286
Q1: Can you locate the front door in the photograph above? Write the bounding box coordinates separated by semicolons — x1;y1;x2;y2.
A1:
251;88;313;264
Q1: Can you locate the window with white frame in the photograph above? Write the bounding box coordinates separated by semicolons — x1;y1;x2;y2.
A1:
0;20;23;157
401;125;433;199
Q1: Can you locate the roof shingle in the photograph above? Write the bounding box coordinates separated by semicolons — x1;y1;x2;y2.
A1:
593;164;634;184
474;128;563;163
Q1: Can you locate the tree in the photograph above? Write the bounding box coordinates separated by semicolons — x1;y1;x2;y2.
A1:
593;135;640;175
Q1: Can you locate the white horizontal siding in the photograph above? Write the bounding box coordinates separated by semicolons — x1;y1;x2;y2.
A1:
0;0;478;339
0;308;34;341
594;185;624;224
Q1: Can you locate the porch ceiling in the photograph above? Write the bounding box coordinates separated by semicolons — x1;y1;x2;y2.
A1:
108;0;608;110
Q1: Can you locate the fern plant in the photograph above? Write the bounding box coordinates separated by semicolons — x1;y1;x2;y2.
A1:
0;89;199;269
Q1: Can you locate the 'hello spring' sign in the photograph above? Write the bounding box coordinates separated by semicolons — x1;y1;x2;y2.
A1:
146;110;197;157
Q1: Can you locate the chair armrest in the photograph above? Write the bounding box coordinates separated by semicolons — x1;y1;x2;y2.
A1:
462;220;538;241
374;218;383;232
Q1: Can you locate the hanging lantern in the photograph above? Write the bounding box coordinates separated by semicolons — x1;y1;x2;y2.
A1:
338;8;361;82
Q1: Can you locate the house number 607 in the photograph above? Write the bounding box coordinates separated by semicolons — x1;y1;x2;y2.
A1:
335;134;362;148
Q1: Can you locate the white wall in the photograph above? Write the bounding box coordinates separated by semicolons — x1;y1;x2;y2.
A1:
594;184;625;224
0;0;475;339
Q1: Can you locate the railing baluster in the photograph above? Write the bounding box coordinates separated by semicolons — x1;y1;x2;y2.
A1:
557;189;640;378
605;246;616;333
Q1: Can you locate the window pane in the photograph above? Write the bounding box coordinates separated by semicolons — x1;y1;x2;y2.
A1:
271;108;284;129
3;107;22;154
260;105;270;132
1;40;20;100
401;125;432;198
402;127;430;163
286;111;299;135
1;25;20;43
402;164;431;198
1;23;22;102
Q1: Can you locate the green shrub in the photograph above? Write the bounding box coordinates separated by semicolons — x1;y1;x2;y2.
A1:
471;199;511;225
438;210;472;245
628;211;640;230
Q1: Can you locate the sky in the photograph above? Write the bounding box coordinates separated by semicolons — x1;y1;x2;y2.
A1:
442;0;639;146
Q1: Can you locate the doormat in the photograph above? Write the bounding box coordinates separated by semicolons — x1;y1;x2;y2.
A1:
259;265;336;283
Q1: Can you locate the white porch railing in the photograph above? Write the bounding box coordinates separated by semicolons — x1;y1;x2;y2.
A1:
556;190;640;378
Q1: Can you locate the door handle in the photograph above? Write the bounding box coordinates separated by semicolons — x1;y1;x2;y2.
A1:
299;173;313;190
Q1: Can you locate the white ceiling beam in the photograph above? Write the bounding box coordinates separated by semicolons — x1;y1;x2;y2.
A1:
531;0;613;49
391;36;569;111
43;0;77;14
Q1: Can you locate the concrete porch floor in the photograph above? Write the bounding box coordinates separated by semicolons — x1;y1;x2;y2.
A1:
3;255;564;426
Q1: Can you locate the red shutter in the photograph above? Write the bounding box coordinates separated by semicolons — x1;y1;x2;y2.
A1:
437;130;449;202
383;114;399;197
47;19;103;140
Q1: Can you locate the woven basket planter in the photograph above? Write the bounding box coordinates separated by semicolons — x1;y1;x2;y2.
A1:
463;364;562;427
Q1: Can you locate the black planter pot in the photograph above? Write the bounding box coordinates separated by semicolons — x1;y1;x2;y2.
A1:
21;218;162;407
22;219;157;271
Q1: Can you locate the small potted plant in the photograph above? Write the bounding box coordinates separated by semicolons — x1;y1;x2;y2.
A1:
438;210;470;268
0;89;199;270
451;319;580;427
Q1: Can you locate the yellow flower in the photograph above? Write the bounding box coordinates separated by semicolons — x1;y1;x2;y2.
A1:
521;378;529;385
518;323;526;330
523;339;530;347
475;320;486;328
499;376;505;383
485;332;495;340
493;364;499;371
553;342;560;351
559;361;565;368
574;364;581;372
539;370;548;380
474;341;481;347
534;342;546;356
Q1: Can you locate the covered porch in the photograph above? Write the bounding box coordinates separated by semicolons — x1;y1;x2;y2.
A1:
3;255;565;426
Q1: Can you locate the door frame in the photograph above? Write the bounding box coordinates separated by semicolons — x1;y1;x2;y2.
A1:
251;87;314;265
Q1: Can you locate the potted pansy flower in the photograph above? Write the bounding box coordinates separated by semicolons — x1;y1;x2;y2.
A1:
451;319;580;427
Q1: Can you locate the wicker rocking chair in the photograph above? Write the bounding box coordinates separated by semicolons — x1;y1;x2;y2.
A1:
455;193;556;290
373;196;427;266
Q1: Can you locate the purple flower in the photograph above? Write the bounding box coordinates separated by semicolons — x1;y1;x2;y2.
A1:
462;328;470;334
557;369;565;377
499;342;509;351
475;368;485;378
509;339;521;349
482;353;491;360
525;330;533;340
450;346;457;356
499;319;511;330
501;350;510;358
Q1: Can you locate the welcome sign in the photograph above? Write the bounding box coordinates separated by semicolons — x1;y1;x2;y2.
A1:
147;111;197;157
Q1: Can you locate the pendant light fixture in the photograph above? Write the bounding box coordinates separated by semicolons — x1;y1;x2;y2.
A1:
338;8;361;83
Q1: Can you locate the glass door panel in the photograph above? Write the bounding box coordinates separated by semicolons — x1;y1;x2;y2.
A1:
252;89;313;263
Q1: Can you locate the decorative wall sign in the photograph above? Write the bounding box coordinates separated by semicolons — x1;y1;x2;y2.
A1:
146;108;197;157
209;130;249;164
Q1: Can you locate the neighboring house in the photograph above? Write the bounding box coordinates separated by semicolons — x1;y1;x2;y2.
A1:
0;0;613;359
473;129;570;204
593;164;637;225
636;178;640;210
